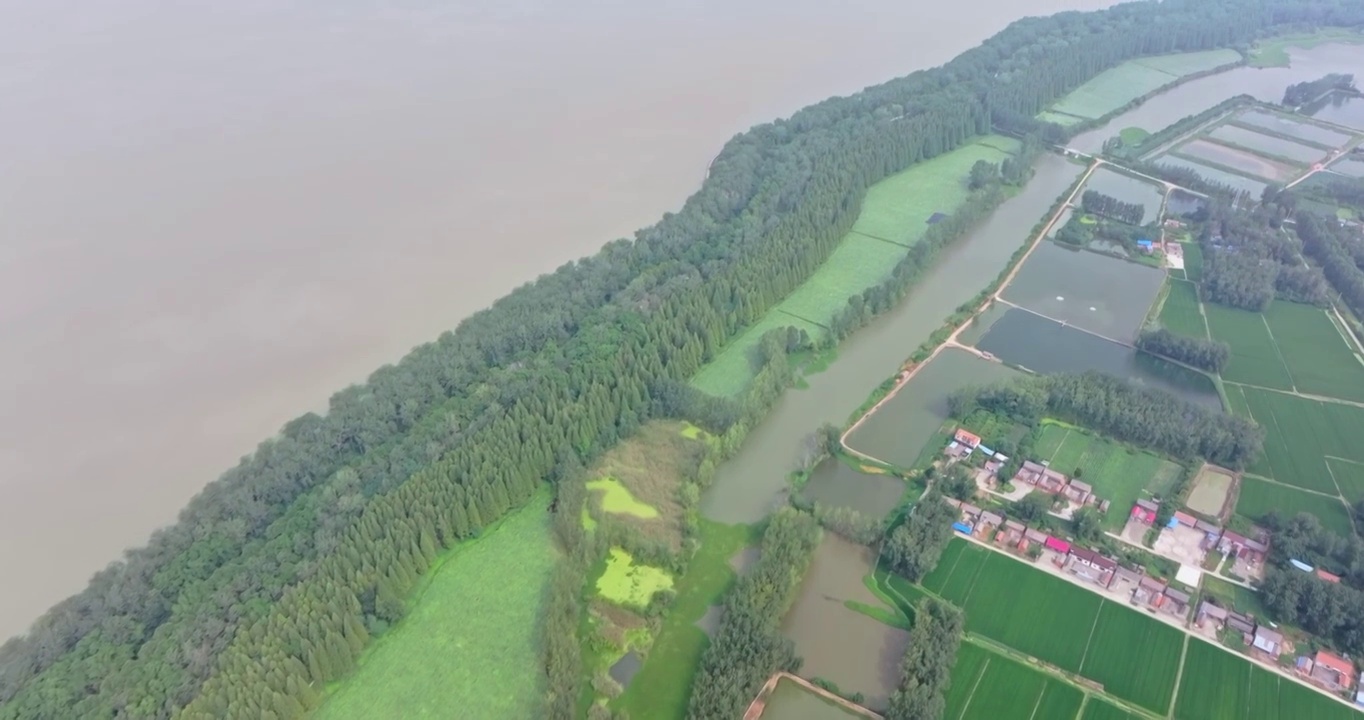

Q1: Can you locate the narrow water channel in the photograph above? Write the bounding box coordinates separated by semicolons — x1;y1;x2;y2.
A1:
700;154;1086;523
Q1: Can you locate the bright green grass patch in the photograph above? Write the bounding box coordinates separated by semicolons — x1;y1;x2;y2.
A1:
1236;476;1353;535
616;520;755;720
776;232;911;325
958;650;1049;720
1241;386;1364;494
1129;48;1242;76
942;643;991;720
1175;639;1361;719
1079;213;1099;225
1033;426;1183;531
1182;242;1204;282
587;477;659;519
596;548;674;608
1202;576;1271;620
849;138;1016;245
1035;423;1069;458
316;496;556;720
1082;697;1144;720
1205;303;1293;391
1263;301;1364;403
1039;110;1087;126
1078;604;1184;713
581;506;598;531
1328;457;1364;505
679;422;705;440
1119;127;1152;145
690;311;824;397
1248;29;1364;68
1159;279;1207;338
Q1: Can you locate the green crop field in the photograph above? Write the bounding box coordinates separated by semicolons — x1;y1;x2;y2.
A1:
1225;383;1251;417
1236;475;1353;534
851;138;1016;245
1043;50;1238;121
943;643;1085;720
1031;425;1182;530
691;136;1016;398
316;498;556;720
1183;242;1204;282
1082;698;1145;720
1078;604;1184;713
1158;279;1207;337
691;311;824;397
1130;48;1242;76
1264;302;1364;403
1205;303;1294;391
1328;458;1364;504
1241;387;1364;494
1174;639;1360;719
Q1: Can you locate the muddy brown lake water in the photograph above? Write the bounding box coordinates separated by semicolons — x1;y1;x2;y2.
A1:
800;458;907;519
0;0;1121;637
761;678;865;720
1000;241;1166;343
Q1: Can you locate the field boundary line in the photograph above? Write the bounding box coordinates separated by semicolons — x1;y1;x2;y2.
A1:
1164;634;1191;718
1258;314;1299;392
1244;472;1342;498
1075;601;1106;671
1223;379;1364;410
957;548;991;606
955;656;992;720
775;308;830;330
1023;684;1048;720
848;229;913;250
1322;461;1359;534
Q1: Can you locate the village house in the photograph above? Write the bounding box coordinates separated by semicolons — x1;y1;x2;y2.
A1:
1196;600;1229;630
1253;626;1284;658
1161;587;1192;618
999;519;1026;547
1066;546;1116;588
1310;650;1354;691
1195;519;1222;549
943;440;972;461
1134;576;1166;609
1014;460;1045;485
1024;528;1050;554
1172;511;1197;528
1318;568;1342;584
1044;536;1072;555
1114;565;1143;587
1064;480;1092;505
1219;529;1248;555
1227;611;1256;642
983;458;1003;476
1039;468;1068;494
954;429;982;448
960;503;982;521
1243;537;1269;564
1131;499;1158;525
978;511;1004;537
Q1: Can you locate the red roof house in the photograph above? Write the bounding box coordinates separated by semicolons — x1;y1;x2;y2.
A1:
1045;537;1071;553
1318;568;1342;584
1173;511;1197;527
1313;650;1354;690
954;428;982;448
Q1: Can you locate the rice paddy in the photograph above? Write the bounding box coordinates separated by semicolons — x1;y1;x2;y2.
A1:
1174;639;1362;720
1230;108;1354;147
1238;386;1364;494
943;643;1086;720
1205;124;1330;164
1204;303;1294;391
1033;424;1183;530
1157;279;1208;338
1262;302;1364;403
1042;50;1240;121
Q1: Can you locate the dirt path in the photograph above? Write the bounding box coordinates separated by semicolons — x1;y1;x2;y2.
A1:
1224;379;1364;410
840;158;1103;465
742;671;884;720
1164;635;1193;718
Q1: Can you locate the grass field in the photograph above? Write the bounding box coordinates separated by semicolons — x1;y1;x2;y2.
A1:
597;548;674;608
691;136;1016;397
616;520;755;719
1043;50;1239;120
1183;242;1204;282
1205;303;1294;391
1158;279;1207;337
923;541;1180;712
943;643;1086;720
1082;698;1144;720
1240;386;1364;494
1328;457;1364;505
1174;639;1360;719
1224;383;1251;417
1263;302;1364;403
316;496;556;720
1033;424;1183;531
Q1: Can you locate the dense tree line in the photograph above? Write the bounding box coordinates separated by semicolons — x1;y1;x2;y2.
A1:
684;509;821;720
1260;566;1364;657
5;0;1360;717
1297;210;1364;320
1263;511;1364;585
1137;328;1231;372
1282;73;1356;107
1081;189;1145;225
1196;197;1331;308
948;372;1263;468
885;599;964;720
883;491;958;583
1202;247;1279;310
1291;173;1364;213
1131;159;1254;205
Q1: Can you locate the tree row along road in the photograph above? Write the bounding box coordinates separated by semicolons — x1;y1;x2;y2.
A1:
839;157;1101;466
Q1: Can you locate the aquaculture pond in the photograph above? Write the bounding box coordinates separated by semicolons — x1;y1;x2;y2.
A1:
1081;166;1165;222
999;241;1166;343
800;457;907;520
1205;124;1332;164
1153;154;1268;196
1308;91;1364;131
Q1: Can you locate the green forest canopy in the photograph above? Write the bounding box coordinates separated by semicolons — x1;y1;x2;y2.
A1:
2;1;1363;718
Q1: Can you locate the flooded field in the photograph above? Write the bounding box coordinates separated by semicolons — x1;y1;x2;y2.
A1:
1069;44;1364;154
760;678;865;720
846;349;1021;468
1232;108;1354;147
1082;166;1165;222
1153;154;1268;196
1309;92;1364;131
999;242;1166;343
700;156;1085;523
1174;139;1301;181
1205;124;1333;164
782;536;908;711
975;309;1223;408
801;458;907;519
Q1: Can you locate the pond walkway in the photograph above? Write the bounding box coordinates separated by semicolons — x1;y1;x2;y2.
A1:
742;672;884;720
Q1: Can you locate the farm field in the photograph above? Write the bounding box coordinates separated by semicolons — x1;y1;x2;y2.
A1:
1174;139;1301;182
1033;424;1183;531
1239;386;1364;494
691;136;1016;398
1182;242;1204;282
1157;279;1207;337
1042;50;1239;121
1204;303;1294;391
1174;639;1361;720
1262;302;1364;403
1154;154;1269;196
315;496;556;720
1235;475;1353;535
1328;457;1364;504
1224;383;1251;417
922;541;1181;712
942;643;1086;720
1205;124;1331;164
1081;698;1144;720
1231;108;1354;147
